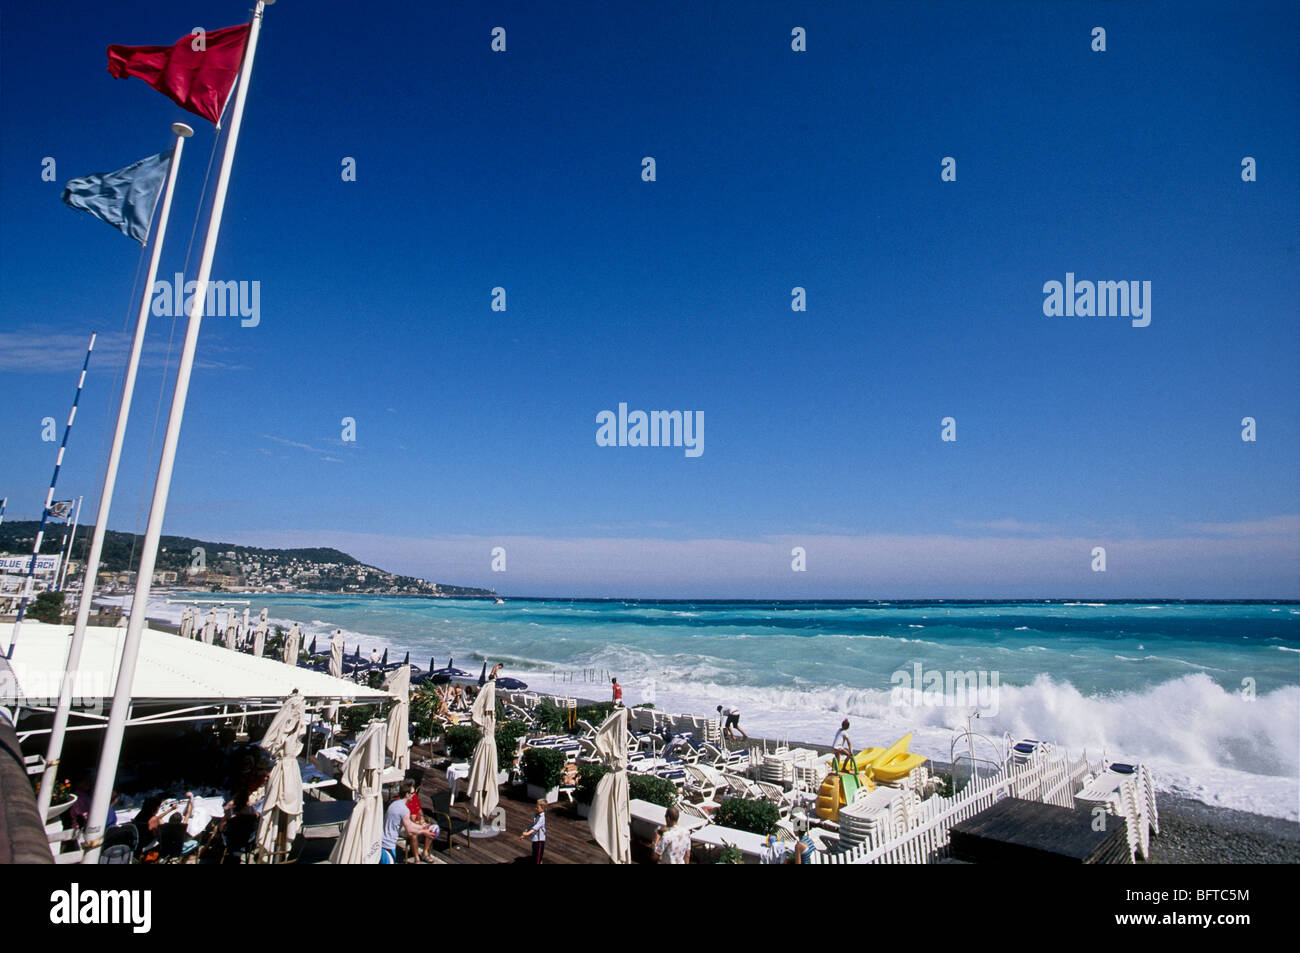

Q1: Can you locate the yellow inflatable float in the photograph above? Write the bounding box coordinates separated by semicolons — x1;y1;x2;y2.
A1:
814;734;928;821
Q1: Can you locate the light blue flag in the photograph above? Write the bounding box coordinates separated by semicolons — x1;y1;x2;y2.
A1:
62;149;173;244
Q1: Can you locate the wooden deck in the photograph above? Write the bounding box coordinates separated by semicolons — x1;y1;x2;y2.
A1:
949;797;1132;864
411;756;614;865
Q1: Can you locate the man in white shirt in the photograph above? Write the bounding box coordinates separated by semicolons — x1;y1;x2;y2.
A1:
716;704;748;741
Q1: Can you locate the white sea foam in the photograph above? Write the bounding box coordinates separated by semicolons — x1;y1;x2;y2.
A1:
523;669;1300;821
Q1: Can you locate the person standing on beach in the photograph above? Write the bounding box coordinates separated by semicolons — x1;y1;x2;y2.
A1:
611;677;623;707
832;719;853;769
716;704;748;741
519;798;547;863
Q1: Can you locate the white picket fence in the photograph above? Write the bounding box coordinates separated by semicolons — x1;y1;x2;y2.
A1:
812;749;1097;865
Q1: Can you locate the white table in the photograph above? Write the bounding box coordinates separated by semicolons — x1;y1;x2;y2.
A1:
628;798;709;841
690;824;783;863
446;762;470;804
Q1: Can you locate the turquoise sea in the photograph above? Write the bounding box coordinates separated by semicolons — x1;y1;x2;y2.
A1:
143;595;1300;819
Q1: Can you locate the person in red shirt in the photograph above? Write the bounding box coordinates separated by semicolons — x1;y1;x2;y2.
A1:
611;677;623;706
404;787;437;862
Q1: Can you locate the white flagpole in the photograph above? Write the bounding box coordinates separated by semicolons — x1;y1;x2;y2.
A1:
56;496;82;592
82;1;271;860
35;122;193;824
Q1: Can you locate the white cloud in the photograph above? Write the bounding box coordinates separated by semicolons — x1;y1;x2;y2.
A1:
222;522;1300;600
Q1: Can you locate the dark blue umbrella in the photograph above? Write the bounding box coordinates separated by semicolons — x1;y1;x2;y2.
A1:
496;677;528;691
402;650;410;666
478;662;487;686
381;648;389;666
308;636;317;655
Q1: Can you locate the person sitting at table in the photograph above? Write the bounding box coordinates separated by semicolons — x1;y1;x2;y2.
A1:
219;789;259;863
131;795;166;854
404;784;438;862
155;793;200;861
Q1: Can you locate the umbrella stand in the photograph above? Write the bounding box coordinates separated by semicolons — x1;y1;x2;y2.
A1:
468;815;503;838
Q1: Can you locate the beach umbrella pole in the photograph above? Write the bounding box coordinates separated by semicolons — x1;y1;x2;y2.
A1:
36;123;192;824
81;2;272;861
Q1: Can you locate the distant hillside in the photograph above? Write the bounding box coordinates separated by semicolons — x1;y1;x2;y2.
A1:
0;520;495;598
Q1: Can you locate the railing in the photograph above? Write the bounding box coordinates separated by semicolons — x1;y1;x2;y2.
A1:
813;749;1099;865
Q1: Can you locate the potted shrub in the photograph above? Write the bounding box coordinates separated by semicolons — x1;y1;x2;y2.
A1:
533;699;567;734
715;797;779;836
444;724;482;762
494;721;527;784
628;773;676;808
521;747;566;802
575;701;615;725
715;844;744;865
575;762;610;818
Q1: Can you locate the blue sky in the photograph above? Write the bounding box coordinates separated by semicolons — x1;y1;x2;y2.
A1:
1;0;1297;597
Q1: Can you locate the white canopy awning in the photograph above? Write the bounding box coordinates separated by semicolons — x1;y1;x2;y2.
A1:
2;622;390;731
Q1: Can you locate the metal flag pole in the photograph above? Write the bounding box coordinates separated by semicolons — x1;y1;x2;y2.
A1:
56;496;83;591
5;334;95;659
82;1;272;861
35;122;193;823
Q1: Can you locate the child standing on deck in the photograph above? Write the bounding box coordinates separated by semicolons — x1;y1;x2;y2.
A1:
519;798;547;863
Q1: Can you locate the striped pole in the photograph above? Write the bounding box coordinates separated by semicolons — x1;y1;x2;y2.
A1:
5;334;94;658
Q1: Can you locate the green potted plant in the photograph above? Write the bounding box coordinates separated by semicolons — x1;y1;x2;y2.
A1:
715;843;744;864
521;747;566;802
575;761;610;818
628;773;676;808
444;724;482;762
715;797;780;836
533;699;567;733
494;721;527;784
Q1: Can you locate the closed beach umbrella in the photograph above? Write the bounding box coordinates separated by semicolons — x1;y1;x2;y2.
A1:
201;608;216;645
465;679;498;825
381;648;388;666
353;644;362;661
402;651;410;666
478;662;487;686
588;707;631;864
327;631;345;721
384;665;411;773
241;607;250;647
309;635;318;656
224;609;237;650
329;722;387;864
283;622;301;665
253;610;268;658
255;691;306;860
179;607;193;640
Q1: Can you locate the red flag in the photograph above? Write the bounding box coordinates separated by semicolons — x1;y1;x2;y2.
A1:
107;23;250;124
